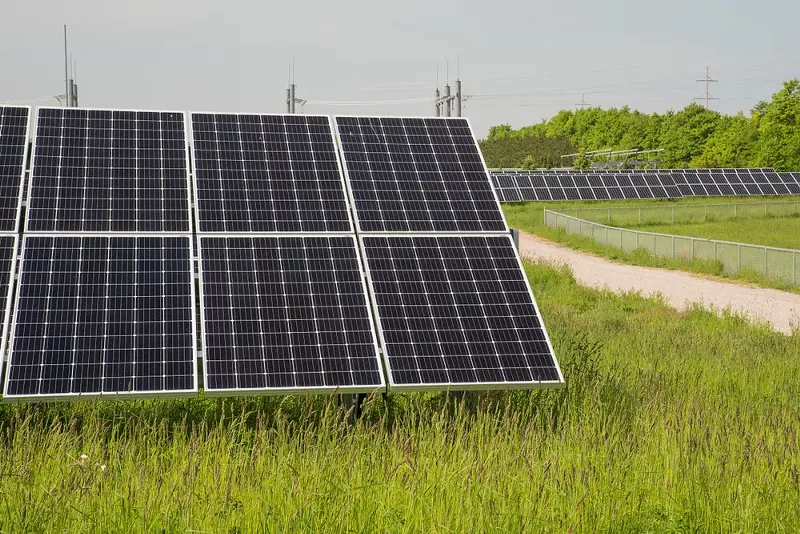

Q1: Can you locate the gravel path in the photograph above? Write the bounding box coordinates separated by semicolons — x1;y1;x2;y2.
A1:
518;231;800;335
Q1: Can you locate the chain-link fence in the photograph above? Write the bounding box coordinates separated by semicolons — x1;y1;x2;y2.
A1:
553;201;800;227
543;209;800;286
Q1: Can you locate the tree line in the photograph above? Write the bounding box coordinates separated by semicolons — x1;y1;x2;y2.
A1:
479;78;800;171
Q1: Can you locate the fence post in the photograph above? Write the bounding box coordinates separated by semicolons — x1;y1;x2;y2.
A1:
691;238;695;261
638;208;641;225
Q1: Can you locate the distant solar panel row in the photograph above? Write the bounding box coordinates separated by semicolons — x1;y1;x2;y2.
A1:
491;169;800;202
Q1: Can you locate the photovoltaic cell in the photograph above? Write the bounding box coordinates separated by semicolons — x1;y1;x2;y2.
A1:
4;235;196;400
198;235;383;394
0;106;29;233
335;117;506;232
191;113;352;233
361;235;562;390
27;108;191;232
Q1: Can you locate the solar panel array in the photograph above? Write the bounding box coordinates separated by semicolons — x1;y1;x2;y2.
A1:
191;113;383;396
335;116;562;391
4;107;197;401
491;169;800;202
3;108;566;402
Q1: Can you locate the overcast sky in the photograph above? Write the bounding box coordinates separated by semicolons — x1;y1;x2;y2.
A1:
3;0;799;137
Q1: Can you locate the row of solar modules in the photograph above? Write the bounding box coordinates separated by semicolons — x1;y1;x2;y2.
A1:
0;106;562;402
493;167;778;173
490;170;800;201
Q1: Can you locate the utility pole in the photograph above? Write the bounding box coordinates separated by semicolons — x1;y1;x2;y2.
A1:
69;55;78;107
62;26;80;107
285;61;305;113
455;79;461;117
63;25;70;108
434;60;462;117
695;67;719;109
575;94;590;109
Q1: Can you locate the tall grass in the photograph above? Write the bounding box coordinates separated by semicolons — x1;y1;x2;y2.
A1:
0;261;798;532
634;217;800;250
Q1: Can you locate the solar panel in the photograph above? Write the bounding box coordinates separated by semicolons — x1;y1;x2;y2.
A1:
191;113;352;233
0;235;17;366
26;108;191;233
4;235;197;400
534;187;552;201
361;234;562;390
592;187;611;200
198;235;384;394
730;183;749;196
0;106;30;233
335;117;506;233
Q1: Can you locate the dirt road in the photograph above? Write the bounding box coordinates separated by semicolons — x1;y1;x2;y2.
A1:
518;231;800;335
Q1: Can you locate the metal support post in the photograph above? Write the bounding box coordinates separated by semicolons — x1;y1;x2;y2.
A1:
290;84;296;113
286;88;291;113
455;79;462;117
64;25;70;108
443;84;451;117
435;88;440;117
510;228;519;251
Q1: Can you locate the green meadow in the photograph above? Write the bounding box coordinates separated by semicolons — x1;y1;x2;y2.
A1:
1;261;798;532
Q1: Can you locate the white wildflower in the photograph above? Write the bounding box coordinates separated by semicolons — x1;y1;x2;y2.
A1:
80;454;88;460
100;464;107;472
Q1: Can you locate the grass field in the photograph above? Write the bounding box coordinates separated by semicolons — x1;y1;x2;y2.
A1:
504;196;800;292
0;261;798;532
628;217;800;250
